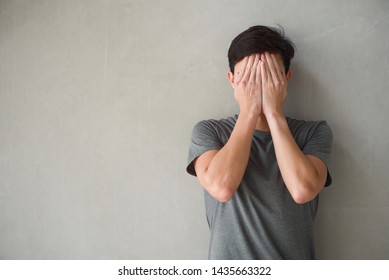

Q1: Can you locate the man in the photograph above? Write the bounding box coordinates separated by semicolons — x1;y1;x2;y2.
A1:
186;25;333;259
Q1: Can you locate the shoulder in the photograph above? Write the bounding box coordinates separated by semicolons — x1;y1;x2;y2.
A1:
287;117;332;135
286;117;333;146
192;115;237;138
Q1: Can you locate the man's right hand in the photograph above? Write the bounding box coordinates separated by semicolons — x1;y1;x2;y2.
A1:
232;54;262;118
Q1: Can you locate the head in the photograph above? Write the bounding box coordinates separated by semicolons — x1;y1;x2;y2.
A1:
227;25;295;76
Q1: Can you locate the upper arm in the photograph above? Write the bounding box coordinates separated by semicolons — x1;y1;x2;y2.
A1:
186;120;223;176
193;150;219;188
194;149;236;202
302;121;333;188
306;154;328;189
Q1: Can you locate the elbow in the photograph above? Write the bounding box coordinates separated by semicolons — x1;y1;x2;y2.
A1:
209;181;236;203
291;192;312;204
215;188;234;202
199;173;237;202
290;183;319;204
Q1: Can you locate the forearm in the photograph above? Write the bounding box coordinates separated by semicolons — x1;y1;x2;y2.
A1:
267;112;322;203
202;112;257;201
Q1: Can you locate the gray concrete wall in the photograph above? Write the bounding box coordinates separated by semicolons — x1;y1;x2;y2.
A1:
0;0;388;259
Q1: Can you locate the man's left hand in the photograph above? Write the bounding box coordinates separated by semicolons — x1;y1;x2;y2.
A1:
260;52;288;117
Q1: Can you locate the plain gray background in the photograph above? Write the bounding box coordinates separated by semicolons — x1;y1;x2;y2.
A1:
1;0;388;259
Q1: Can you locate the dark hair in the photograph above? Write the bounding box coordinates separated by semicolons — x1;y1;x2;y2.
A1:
228;25;295;73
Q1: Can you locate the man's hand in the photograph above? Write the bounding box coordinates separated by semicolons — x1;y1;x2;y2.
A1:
233;54;262;117
260;52;288;117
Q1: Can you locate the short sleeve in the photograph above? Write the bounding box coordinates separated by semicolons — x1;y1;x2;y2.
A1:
186;120;223;176
302;121;333;187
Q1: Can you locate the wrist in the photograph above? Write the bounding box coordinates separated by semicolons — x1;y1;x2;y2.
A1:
237;111;259;131
266;111;287;129
239;110;259;122
264;107;284;120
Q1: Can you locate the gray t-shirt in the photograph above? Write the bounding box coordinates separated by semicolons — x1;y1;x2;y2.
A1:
186;115;333;260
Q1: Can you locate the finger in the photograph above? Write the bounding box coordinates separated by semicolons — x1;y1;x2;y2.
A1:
254;54;261;84
249;54;260;83
256;59;263;106
256;57;262;87
260;53;269;83
234;56;248;84
270;53;285;82
265;52;279;84
241;54;255;83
